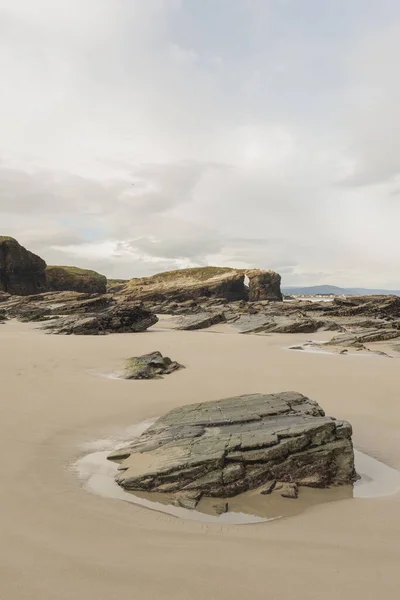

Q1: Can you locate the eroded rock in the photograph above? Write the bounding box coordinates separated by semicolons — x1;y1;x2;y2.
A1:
108;392;356;499
123;351;184;379
42;303;158;335
247;269;283;302
0;237;46;296
176;312;226;330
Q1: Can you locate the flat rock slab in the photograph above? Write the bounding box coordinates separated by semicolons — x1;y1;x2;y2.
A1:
109;392;355;498
176;312;226;330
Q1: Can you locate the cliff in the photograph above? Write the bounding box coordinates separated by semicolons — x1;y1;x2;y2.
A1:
0;237;47;295
45;266;107;294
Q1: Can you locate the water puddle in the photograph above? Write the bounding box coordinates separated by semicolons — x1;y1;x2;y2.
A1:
72;422;400;525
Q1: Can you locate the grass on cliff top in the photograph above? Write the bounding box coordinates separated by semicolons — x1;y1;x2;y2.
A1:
0;236;18;243
46;265;106;280
127;266;237;287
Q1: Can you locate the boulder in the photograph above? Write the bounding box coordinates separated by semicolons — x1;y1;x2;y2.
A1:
123;351;184;380
42;303;158;335
247;269;283;302
109;392;356;499
176;312;226;330
45;266;107;294
0;237;46;295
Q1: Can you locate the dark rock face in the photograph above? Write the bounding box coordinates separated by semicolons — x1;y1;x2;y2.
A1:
45;266;107;294
109;392;355;498
123;351;184;379
0;237;46;295
42;303;158;335
247;270;283;302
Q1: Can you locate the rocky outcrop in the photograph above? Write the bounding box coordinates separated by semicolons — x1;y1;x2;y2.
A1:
123;351;184;379
327;329;400;347
118;267;247;303
330;295;400;319
45;266;107;294
116;267;283;304
0;237;46;295
42;303;158;335
247;270;283;302
108;392;355;499
176;312;226;330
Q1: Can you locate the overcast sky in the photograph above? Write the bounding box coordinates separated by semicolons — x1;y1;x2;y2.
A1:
1;0;400;287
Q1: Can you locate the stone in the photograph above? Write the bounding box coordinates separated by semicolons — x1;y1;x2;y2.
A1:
123;351;184;379
0;237;46;295
176;312;226;330
108;392;356;499
277;482;298;499
172;491;202;510
45;266;107;294
213;502;229;515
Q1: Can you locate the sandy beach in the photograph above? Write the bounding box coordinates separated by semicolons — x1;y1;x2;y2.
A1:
1;319;400;600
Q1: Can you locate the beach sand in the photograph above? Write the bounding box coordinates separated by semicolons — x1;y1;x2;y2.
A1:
0;319;399;599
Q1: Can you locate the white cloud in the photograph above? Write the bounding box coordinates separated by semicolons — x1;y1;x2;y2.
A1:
1;0;400;287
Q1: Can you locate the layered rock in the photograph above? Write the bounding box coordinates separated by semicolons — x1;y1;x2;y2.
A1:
0;237;46;295
176;312;226;330
330;295;400;319
108;392;355;498
118;267;247;303
42;303;158;335
247;269;283;302
45;266;107;294
116;266;283;304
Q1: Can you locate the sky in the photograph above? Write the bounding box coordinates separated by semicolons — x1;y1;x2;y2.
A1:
1;0;400;287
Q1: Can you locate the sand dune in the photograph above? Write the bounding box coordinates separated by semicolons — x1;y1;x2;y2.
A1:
0;320;399;599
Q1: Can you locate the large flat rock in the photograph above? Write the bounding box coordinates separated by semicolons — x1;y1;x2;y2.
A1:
109;392;355;497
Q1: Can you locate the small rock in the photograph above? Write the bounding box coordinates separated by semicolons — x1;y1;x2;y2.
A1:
213;502;229;515
289;345;304;351
173;492;202;510
260;480;276;495
277;482;298;499
339;349;348;355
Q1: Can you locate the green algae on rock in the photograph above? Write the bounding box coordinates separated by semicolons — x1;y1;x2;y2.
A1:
45;266;107;294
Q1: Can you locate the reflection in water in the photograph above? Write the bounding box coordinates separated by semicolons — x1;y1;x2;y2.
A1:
73;427;400;524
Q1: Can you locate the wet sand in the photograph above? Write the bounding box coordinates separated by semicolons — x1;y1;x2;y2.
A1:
1;320;400;599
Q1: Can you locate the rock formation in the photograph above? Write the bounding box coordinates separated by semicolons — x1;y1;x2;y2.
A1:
108;392;355;499
176;312;226;330
42;303;158;335
45;266;107;294
123;351;184;379
0;237;47;295
116;266;283;304
247;269;283;302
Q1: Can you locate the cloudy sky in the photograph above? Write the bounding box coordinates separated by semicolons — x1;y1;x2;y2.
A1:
1;0;400;287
